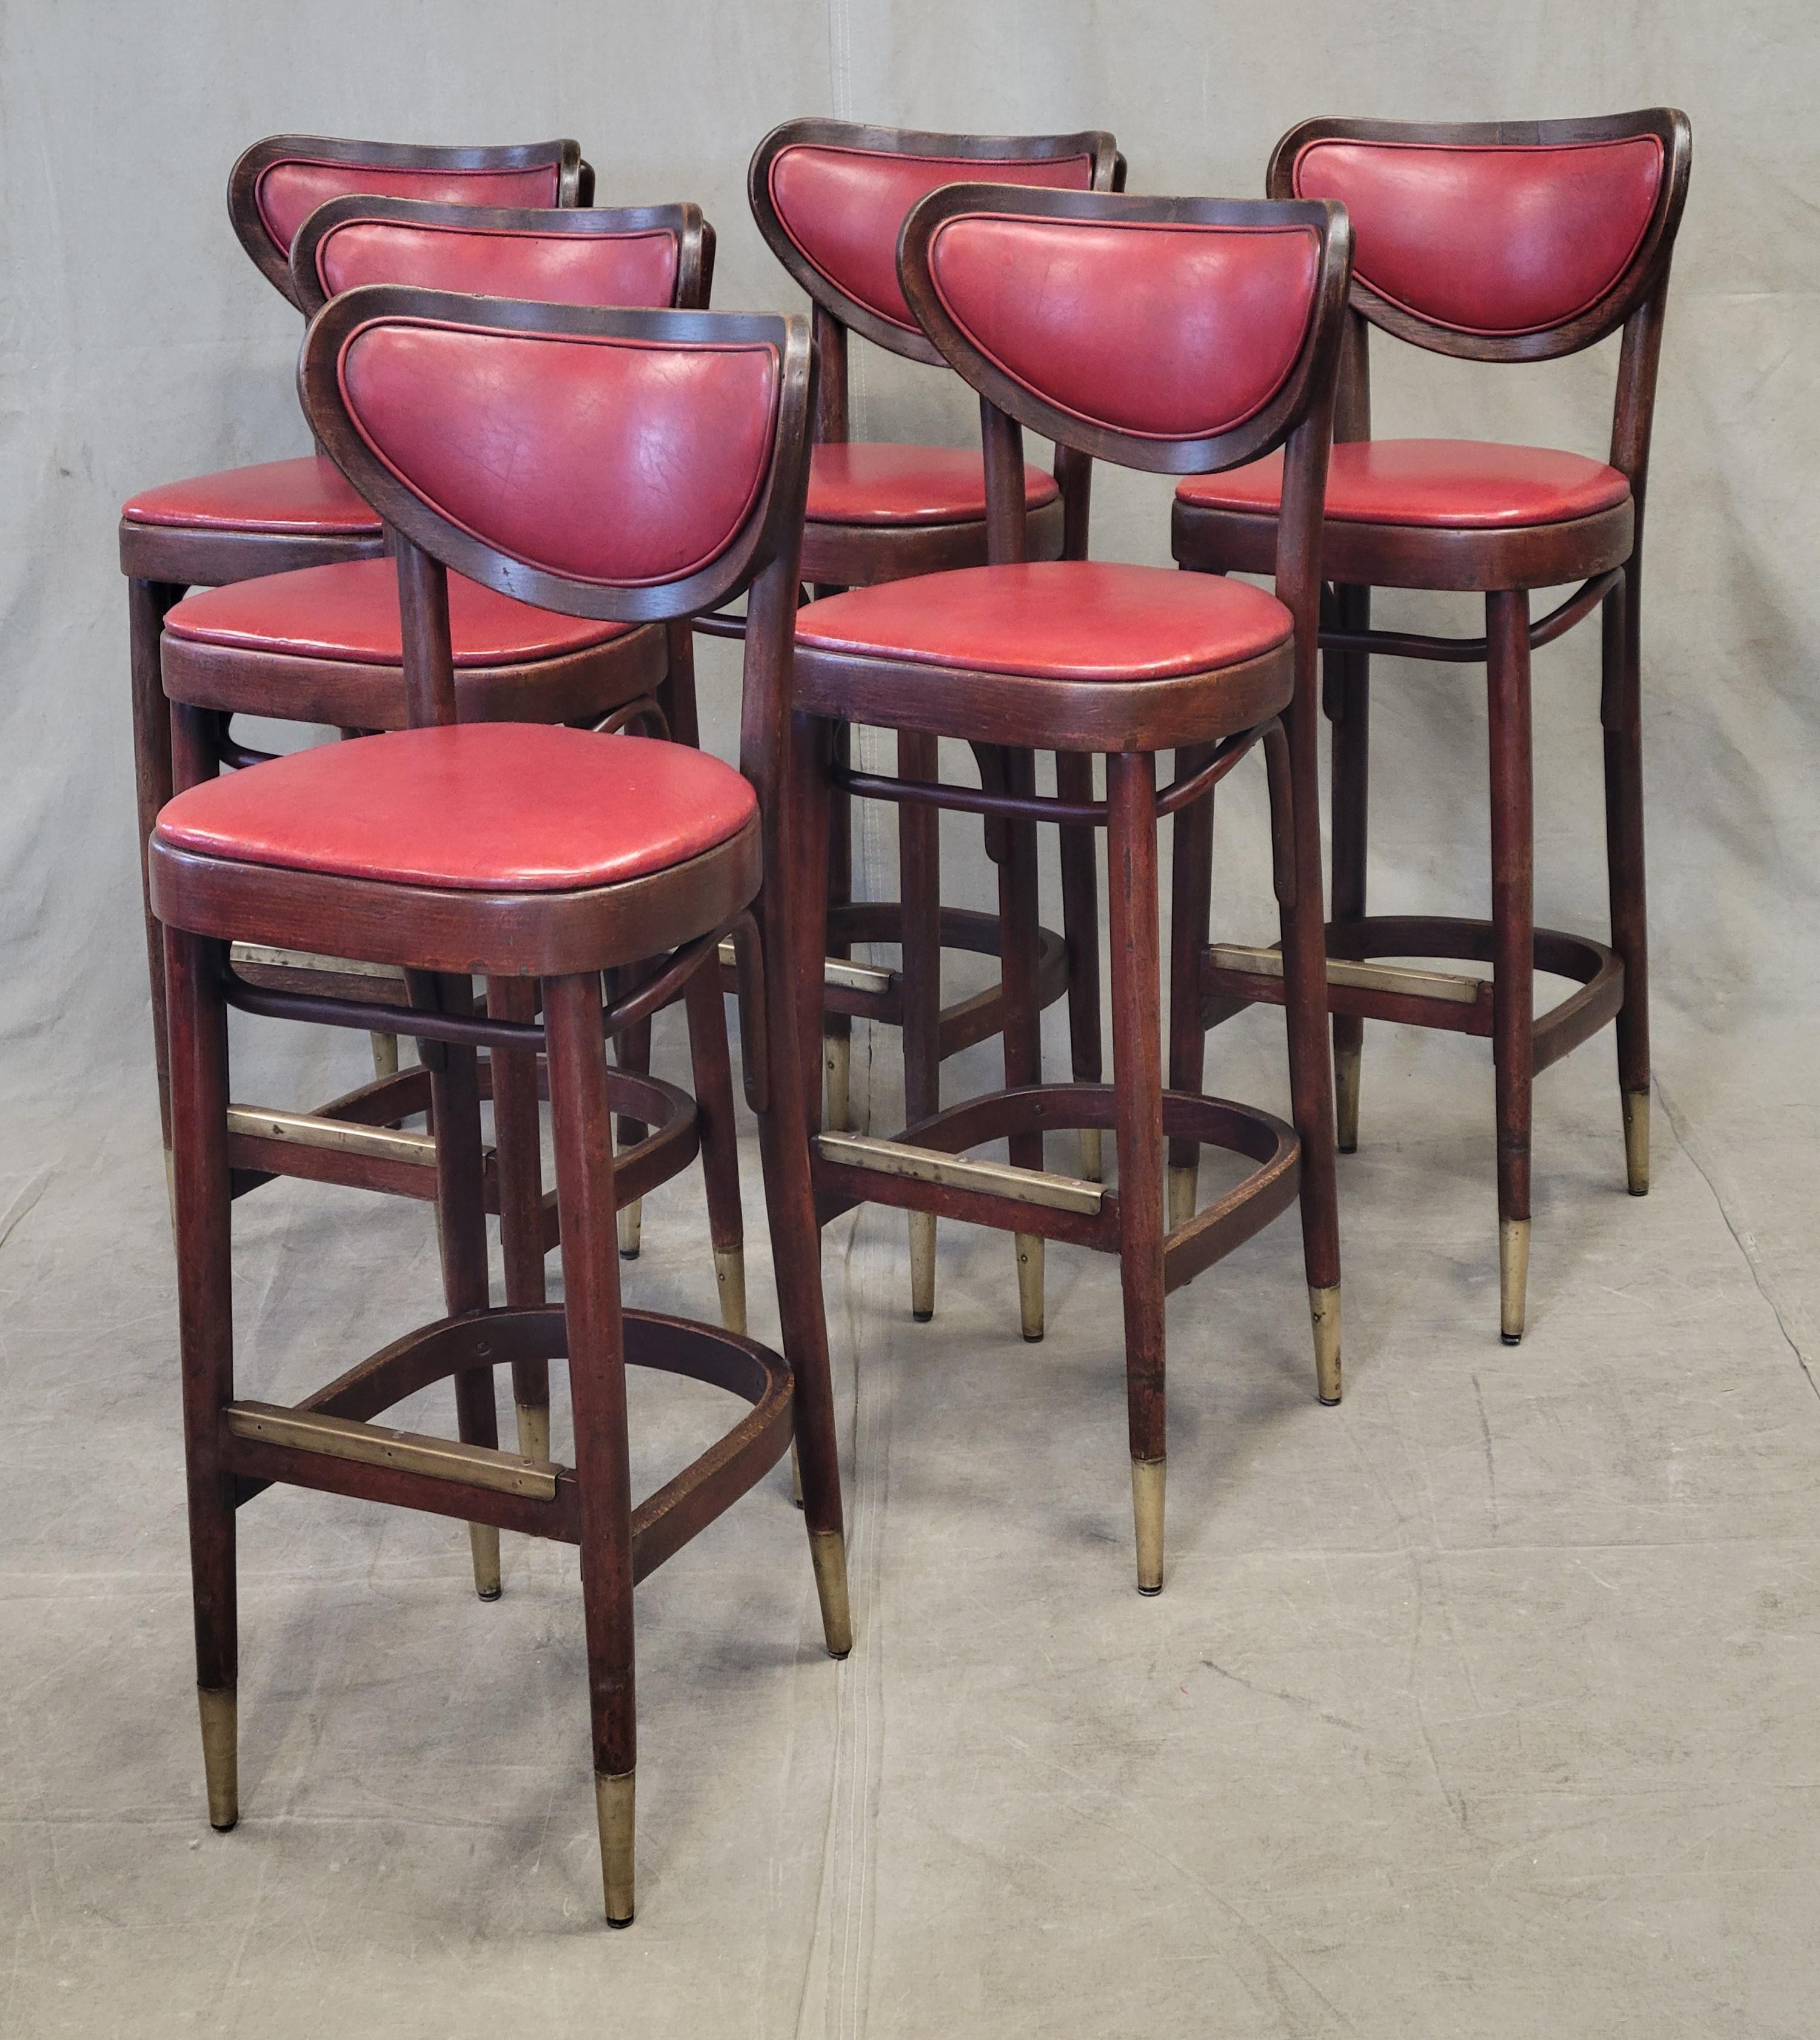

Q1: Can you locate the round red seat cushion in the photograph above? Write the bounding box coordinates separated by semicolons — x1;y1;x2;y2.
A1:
121;456;382;537
154;726;757;893
163;558;635;668
807;443;1060;526
1176;438;1631;529
795;562;1292;682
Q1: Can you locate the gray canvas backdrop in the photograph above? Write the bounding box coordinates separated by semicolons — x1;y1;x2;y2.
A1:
1;0;1814;1351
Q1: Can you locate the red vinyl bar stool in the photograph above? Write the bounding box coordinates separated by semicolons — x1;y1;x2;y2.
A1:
789;187;1351;1592
1173;110;1693;1342
743;122;1123;1326
150;287;849;1927
156;200;732;1481
122;135;590;1154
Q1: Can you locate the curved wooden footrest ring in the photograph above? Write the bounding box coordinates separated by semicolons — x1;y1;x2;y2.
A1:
811;1082;1299;1292
1202;914;1622;1072
719;905;1067;1062
224;1305;792;1583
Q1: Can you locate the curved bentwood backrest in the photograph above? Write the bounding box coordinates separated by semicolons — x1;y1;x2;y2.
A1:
301;288;811;636
230;134;591;307
1270;110;1691;363
749;120;1123;367
289;198;715;319
900;188;1351;481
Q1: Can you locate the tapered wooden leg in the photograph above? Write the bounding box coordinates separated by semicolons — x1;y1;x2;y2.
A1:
823;713;854;1133
1106;753;1168;1593
419;972;501;1595
1266;720;1343;1404
132;580;184;1160
488;977;549;1463
1602;560;1650;1195
1328;586;1371;1155
1487;590;1535;1344
166;925;239;1829
898;728;943;1321
684;956;748;1334
612;1004;651;1261
777;709;852;1657
995;749;1047;1340
544;972;639;1924
1165;745;1216;1229
1056;750;1104;1184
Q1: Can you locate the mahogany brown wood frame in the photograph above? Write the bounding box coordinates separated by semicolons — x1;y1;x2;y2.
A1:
742;122;1126;1295
121;135;591;1163
789;187;1353;1594
148;286;849;1927
1171;109;1692;1344
150;198;735;1473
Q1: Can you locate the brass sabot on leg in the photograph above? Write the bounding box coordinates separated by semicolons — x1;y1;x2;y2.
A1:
469;1522;503;1600
595;1769;636;1927
1622;1088;1650;1197
1499;1217;1530;1346
197;1686;238;1831
908;1212;936;1323
1015;1235;1045;1343
714;1244;748;1337
1310;1283;1342;1405
1131;1458;1165;1595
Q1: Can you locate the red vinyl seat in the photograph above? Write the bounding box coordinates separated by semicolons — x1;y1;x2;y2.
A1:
1176;437;1632;529
155;725;757;891
795;560;1291;680
163;557;636;667
121;455;383;538
806;443;1059;526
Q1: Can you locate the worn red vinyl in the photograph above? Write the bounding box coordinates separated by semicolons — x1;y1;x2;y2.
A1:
121;455;382;536
806;443;1058;526
155;725;757;891
768;145;1093;330
925;215;1319;440
163;557;635;666
255;159;564;258
1177;438;1631;529
337;320;780;586
1291;136;1664;336
795;562;1292;680
315;220;679;310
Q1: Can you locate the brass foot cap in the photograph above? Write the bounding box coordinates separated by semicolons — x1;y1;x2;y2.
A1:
809;1528;854;1659
595;1769;635;1927
1015;1233;1044;1343
714;1245;748;1338
514;1403;551;1467
1499;1216;1530;1344
1623;1088;1650;1197
1131;1458;1165;1595
617;1199;643;1262
1310;1284;1342;1406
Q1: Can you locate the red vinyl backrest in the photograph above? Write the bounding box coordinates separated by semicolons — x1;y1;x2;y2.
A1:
256;158;566;259
315;219;681;310
334;317;779;587
1290;135;1665;338
923;213;1322;441
768;144;1095;331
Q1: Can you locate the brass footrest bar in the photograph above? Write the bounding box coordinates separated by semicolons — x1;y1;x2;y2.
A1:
226;1401;558;1499
1202;916;1621;1071
815;1132;1106;1215
225;1306;792;1586
226;1105;437;1169
812;1084;1299;1289
1210;942;1488;1004
717;936;894;998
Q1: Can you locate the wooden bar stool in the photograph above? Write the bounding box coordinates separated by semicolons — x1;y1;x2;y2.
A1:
122;135;590;1156
1173;110;1692;1341
741;122;1123;1328
789;187;1351;1592
154;200;736;1474
150;287;848;1927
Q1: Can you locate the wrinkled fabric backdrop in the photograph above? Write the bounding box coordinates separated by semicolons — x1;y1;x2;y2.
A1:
1;0;1816;2029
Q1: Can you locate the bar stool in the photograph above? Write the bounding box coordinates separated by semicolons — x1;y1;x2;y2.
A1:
154;200;740;1480
122;135;590;1153
789;187;1351;1592
1172;110;1693;1341
150;287;848;1927
744;122;1123;1328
